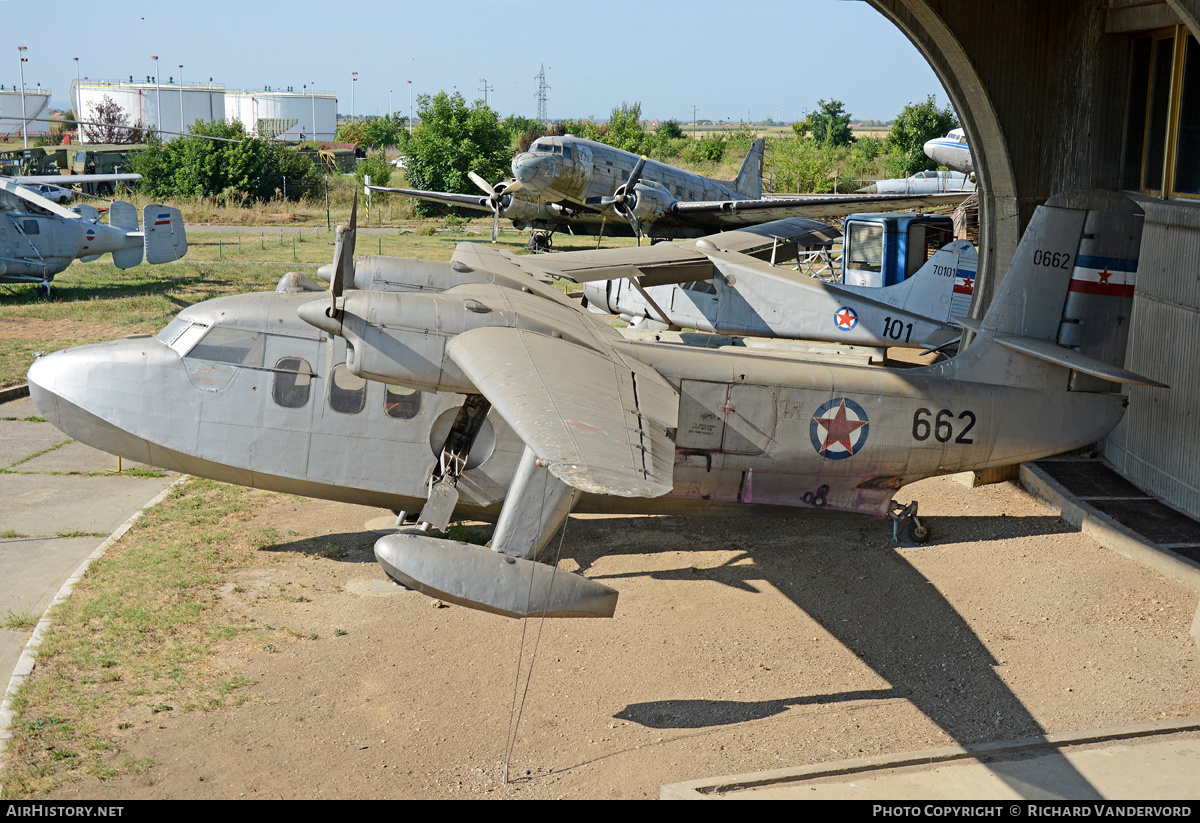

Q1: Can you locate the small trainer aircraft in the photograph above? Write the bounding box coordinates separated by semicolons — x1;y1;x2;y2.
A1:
527;213;975;352
372;133;969;249
0;177;187;296
29;190;1164;620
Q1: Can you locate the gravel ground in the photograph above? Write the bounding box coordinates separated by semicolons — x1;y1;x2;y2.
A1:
43;474;1200;800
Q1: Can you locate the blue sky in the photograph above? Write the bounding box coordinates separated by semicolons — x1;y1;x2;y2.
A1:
3;0;949;123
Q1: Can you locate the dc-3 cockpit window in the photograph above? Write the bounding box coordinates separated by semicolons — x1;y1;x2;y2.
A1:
273;357;314;409
329;364;367;415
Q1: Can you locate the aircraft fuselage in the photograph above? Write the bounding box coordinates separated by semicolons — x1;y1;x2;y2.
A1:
28;288;1124;523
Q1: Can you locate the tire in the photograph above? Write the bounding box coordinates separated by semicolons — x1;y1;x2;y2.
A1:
907;518;932;544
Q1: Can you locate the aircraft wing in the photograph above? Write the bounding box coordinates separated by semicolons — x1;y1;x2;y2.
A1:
446;325;678;498
8;174;142;186
530;215;840;287
668;191;969;226
365;184;492;213
0;178;83;220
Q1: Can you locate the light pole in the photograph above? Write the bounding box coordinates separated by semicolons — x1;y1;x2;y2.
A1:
351;71;357;120
17;47;27;148
178;64;185;136
73;57;80;129
389;89;393;118
151;55;161;139
407;80;412;134
311;81;316;141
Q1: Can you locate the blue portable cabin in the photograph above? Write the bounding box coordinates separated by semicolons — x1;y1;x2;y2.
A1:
840;212;955;287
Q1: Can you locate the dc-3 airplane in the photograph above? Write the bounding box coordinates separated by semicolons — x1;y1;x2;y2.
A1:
28;190;1165;620
0;177;188;296
371;133;969;249
527;211;975;352
923;127;973;175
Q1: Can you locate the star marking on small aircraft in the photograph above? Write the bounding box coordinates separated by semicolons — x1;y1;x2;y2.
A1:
810;398;870;460
834;306;859;331
1097;267;1112;285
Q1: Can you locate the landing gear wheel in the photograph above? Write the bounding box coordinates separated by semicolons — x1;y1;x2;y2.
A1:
526;231;553;253
35;282;53;299
907;517;933;544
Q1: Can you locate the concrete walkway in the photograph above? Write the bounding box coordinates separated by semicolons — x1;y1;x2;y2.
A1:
0;393;177;683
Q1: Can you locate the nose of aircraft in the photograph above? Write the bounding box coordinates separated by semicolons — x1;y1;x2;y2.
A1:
511;152;556;190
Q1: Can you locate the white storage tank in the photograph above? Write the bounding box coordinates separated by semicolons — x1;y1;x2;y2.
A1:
0;86;51;142
225;88;337;142
73;79;225;142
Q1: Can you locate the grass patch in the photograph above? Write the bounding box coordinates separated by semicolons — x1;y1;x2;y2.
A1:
0;478;271;797
55;529;107;539
3;609;39;631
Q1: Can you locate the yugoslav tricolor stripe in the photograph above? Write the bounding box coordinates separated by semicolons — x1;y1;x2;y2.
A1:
954;268;976;296
1069;255;1138;298
154;212;171;226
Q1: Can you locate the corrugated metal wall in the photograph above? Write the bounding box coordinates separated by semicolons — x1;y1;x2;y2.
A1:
1106;200;1200;518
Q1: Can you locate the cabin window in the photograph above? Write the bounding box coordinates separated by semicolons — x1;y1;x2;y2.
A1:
185;328;264;367
906;221;953;276
682;280;718;295
21;220;39;234
845;221;884;273
562;146;572;160
384;384;422;419
328;364;366;414
1122;26;1200;198
272;357;313;408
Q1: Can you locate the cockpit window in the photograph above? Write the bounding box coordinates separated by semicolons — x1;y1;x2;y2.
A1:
158;319;210;356
273;357;313;408
561;146;571;160
185;328;265;367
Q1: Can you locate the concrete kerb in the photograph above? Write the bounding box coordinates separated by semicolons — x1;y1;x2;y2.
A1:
1018;462;1200;649
0;385;30;404
659;717;1200;799
0;475;188;757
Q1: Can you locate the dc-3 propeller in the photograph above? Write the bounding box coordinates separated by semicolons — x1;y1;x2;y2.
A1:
467;172;524;242
588;155;649;243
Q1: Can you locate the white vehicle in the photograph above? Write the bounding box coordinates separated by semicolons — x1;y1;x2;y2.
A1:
27;183;72;204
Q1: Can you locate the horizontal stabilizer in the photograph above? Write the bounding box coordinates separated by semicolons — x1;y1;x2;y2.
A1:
143;205;188;264
995;334;1168;387
111;245;143;270
375;531;618;618
953;316;982;333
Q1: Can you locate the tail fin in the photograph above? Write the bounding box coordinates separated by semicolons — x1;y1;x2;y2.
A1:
729;138;764;198
109;200;138;232
143;204;188;264
962;190;1164;388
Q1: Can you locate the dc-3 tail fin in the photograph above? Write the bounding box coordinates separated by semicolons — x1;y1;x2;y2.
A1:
143;204;188;265
958;190;1165;389
728;137;765;199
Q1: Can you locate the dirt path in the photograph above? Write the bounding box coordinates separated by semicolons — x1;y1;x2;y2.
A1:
44;475;1200;799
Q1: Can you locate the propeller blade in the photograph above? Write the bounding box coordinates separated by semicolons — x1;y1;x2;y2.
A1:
330;225;346;310
467;171;495;197
492;209;499;242
500;180;523;195
345;191;358;270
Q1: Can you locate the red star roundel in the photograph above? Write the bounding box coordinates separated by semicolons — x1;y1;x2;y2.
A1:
810;397;870;459
834;306;858;331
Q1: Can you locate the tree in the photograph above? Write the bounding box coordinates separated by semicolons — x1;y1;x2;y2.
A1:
82;95;149;144
130;119;320;202
402;91;510;214
604;101;650;154
793;99;854;148
337;113;408;149
885;95;959;177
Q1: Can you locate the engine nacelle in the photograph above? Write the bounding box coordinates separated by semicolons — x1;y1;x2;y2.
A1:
617;182;676;223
